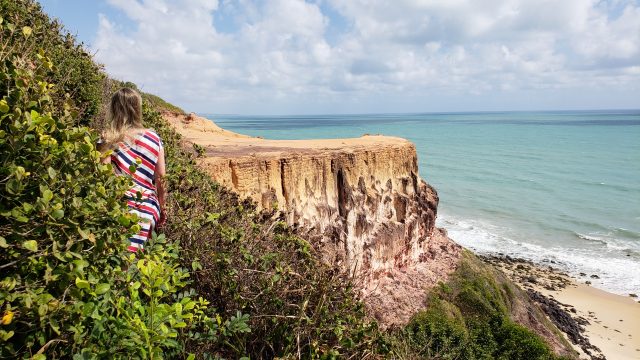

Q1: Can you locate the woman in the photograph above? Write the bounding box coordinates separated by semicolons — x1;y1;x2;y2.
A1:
100;88;167;252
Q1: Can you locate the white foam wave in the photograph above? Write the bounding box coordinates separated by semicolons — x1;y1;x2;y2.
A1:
575;232;607;244
437;213;640;296
575;230;640;251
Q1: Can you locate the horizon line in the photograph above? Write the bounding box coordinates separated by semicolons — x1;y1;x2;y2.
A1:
197;108;640;117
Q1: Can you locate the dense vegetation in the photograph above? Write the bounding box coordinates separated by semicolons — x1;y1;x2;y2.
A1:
0;0;103;121
1;1;573;359
0;2;220;357
393;251;573;359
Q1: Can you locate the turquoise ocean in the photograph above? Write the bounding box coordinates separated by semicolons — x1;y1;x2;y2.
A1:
206;110;640;296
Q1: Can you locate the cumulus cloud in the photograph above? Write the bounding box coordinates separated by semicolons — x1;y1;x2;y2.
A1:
93;0;640;113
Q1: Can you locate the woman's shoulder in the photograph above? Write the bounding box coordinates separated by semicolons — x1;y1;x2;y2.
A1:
141;128;163;145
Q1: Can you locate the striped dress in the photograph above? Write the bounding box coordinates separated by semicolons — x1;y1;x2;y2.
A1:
111;129;163;252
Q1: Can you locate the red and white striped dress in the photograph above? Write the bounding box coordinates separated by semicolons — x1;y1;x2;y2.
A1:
111;129;163;252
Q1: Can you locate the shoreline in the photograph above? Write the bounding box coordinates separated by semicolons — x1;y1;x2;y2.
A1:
482;255;640;360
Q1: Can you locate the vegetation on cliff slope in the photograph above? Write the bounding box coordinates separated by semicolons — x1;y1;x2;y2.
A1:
394;251;575;359
0;0;103;121
1;1;573;359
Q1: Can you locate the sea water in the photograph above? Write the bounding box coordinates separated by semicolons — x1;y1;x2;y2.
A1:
206;110;640;296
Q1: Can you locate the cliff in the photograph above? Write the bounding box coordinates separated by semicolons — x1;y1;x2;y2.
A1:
164;112;461;325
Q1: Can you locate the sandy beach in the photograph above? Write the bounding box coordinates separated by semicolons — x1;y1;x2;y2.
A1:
484;256;640;360
559;284;640;359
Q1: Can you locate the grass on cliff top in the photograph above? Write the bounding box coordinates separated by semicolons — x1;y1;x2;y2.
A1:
392;250;577;359
102;80;186;115
141;90;185;114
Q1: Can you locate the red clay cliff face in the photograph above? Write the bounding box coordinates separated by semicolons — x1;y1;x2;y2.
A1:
164;112;462;326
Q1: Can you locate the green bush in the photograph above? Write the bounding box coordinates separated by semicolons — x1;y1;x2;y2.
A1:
398;251;563;359
0;0;105;121
495;320;556;360
1;21;129;355
404;298;469;359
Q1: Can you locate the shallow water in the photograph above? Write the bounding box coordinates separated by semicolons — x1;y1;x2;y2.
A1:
206;110;640;296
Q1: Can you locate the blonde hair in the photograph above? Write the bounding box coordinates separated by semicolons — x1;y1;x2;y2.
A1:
100;88;144;151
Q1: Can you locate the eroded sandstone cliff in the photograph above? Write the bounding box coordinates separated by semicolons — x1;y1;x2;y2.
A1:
165;112;461;325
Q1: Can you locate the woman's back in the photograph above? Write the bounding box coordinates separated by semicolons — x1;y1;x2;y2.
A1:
110;128;164;252
111;129;163;194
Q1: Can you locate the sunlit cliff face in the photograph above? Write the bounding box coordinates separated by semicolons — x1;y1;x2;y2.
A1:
165;111;463;325
201;137;440;273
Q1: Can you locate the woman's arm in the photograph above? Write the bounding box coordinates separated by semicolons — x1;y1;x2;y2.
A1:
155;145;168;224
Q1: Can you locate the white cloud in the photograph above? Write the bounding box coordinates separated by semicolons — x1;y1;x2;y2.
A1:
93;0;640;113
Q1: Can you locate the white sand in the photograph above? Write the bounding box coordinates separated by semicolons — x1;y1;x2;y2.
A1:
545;283;640;359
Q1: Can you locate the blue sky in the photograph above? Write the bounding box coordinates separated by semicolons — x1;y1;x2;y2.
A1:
39;0;640;114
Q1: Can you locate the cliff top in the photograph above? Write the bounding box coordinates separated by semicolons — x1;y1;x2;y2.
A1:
162;111;412;159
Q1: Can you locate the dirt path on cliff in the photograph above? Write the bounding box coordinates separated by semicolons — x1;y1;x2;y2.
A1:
162;111;411;159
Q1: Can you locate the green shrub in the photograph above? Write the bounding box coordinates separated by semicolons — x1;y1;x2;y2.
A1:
77;233;246;359
0;0;105;121
495;320;556;360
0;21;129;355
398;251;563;359
404;298;469;359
